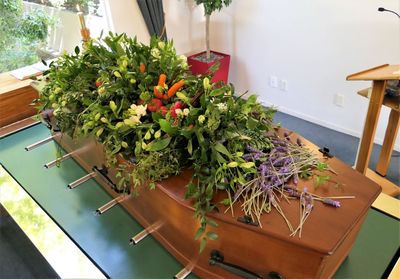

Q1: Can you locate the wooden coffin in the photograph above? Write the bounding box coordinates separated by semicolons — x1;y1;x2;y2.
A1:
53;130;381;279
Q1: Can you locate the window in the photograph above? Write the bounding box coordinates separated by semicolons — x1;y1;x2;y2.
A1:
0;0;110;73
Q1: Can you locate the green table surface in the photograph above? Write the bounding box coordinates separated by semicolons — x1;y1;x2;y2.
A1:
0;123;398;279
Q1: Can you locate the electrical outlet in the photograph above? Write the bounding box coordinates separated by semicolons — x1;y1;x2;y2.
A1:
334;94;344;107
269;75;278;88
279;79;288;91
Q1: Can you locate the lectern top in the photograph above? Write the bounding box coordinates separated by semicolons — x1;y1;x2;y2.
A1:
347;64;400;81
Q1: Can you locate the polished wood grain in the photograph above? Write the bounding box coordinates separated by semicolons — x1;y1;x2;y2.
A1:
355;80;387;174
54;129;381;279
347;64;400;81
0;117;40;138
376;109;400;176
0;73;38;127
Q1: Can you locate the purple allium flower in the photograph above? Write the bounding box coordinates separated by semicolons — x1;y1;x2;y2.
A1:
323;198;341;208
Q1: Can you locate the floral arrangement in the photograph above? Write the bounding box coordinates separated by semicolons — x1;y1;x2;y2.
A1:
38;33;341;251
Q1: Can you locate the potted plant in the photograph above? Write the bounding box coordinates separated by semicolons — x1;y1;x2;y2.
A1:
188;0;232;84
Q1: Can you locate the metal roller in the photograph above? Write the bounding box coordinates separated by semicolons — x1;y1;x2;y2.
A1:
173;267;191;279
44;152;73;169
25;133;60;151
95;194;127;215
67;172;96;189
129;221;163;245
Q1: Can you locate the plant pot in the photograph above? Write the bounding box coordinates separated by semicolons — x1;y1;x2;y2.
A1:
187;51;230;84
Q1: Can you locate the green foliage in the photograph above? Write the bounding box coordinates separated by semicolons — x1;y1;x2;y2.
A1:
38;33;277;250
20;9;50;41
194;0;233;16
0;0;52;72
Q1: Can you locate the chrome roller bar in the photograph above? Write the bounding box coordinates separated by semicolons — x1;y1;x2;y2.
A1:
129;221;163;245
173;267;192;279
95;194;127;215
44;152;73;169
25;133;60;151
68;172;96;189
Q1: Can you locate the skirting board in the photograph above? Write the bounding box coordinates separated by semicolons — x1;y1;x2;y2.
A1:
260;99;400;152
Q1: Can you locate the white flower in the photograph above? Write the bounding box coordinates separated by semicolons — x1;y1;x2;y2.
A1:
183;108;190;116
129;104;147;117
198;115;205;124
217;102;228;112
136;104;147;117
124;115;141;126
179;54;188;68
175;108;183;116
158;41;165;49
151;48;161;59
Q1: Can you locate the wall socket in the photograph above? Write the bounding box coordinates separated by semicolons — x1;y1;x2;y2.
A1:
334;94;344;107
269;75;278;88
279;79;288;91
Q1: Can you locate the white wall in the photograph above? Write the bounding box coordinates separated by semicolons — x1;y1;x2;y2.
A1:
106;0;400;150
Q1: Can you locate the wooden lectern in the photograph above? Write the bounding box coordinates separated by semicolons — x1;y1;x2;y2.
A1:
347;64;400;196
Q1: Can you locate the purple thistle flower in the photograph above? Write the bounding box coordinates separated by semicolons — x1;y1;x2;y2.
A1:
323;198;341;208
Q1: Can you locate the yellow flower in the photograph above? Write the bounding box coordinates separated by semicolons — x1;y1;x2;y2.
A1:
198;115;205;124
203;77;211;90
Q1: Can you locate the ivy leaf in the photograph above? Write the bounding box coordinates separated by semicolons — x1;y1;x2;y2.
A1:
207;231;219;241
214;143;232;158
159;119;178;135
199;237;207;253
207;219;219;228
194;227;204;240
146;137;171;151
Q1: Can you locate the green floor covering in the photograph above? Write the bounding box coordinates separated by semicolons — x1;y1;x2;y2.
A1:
0;123;398;278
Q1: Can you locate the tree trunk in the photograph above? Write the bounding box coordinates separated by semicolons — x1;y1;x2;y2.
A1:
206;14;210;60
